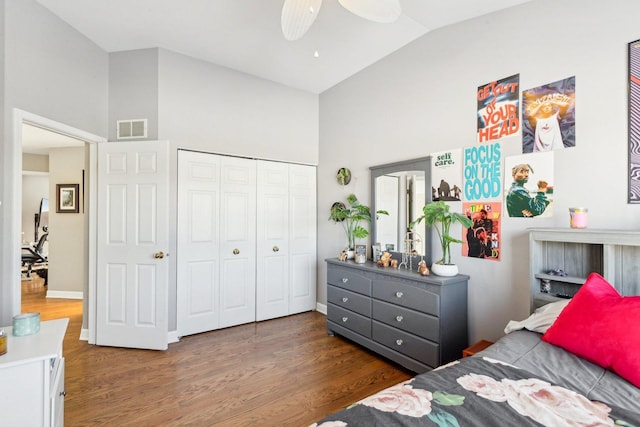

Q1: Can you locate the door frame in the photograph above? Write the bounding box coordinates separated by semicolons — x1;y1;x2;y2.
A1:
11;109;106;342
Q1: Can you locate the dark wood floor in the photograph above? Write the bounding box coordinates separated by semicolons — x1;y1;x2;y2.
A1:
21;276;412;426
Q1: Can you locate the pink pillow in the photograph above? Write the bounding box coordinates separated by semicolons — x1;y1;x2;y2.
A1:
542;272;640;388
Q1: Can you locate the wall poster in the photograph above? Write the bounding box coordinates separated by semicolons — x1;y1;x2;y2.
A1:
629;39;640;203
431;149;463;202
477;74;520;143
503;152;554;218
522;76;575;153
462;202;501;261
463;142;502;202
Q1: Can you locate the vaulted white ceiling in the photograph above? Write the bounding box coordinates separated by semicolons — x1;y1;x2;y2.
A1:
35;0;532;94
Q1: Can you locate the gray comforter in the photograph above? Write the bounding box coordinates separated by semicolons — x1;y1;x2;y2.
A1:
311;331;640;426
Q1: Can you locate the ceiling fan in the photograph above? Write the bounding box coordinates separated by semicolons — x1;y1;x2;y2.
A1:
281;0;402;41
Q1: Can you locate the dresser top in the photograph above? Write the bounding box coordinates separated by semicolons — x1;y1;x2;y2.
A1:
0;318;69;368
326;258;469;285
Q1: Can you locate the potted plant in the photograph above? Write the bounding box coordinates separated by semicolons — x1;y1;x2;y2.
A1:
411;200;473;276
330;194;387;258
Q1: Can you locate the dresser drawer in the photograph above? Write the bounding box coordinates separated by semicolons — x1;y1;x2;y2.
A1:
328;285;371;317
372;299;439;342
327;266;371;295
372;280;439;316
373;321;439;368
50;357;65;427
328;304;371;338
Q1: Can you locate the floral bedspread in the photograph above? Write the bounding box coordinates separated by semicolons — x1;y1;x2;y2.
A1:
311;356;640;427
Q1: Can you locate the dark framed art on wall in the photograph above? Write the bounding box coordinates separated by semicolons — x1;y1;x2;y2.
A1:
56;183;80;213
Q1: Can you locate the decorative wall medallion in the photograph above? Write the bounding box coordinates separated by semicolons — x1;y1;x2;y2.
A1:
336;167;351;186
330;202;346;221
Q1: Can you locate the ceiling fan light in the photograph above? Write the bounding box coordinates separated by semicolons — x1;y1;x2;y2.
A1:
281;0;323;41
338;0;402;23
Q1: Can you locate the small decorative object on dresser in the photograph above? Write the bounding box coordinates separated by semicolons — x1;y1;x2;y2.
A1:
326;258;469;373
354;244;367;264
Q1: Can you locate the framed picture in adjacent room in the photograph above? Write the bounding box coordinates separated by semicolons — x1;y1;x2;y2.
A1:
56;184;79;213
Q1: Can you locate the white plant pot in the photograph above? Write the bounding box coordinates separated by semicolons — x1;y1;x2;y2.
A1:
346;249;355;260
431;263;458;277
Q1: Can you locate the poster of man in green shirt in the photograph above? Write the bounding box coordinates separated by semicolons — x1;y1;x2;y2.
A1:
505;152;553;218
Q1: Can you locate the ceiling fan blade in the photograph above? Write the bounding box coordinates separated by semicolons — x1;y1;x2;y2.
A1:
338;0;402;23
281;0;323;41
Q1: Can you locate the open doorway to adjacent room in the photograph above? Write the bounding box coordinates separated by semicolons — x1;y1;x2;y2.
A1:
20;123;87;319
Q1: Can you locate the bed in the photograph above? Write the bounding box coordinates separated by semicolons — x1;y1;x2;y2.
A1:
311;273;640;426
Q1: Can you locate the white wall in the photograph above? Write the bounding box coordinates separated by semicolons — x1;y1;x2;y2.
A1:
318;0;640;342
157;48;319;164
48;146;85;294
109;49;159;141
21;173;49;247
0;0;108;325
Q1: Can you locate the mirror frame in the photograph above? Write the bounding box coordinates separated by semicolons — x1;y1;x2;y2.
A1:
370;156;432;258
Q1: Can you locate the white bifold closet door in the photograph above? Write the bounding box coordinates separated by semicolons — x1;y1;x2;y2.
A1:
177;151;256;336
256;161;317;321
177;151;315;337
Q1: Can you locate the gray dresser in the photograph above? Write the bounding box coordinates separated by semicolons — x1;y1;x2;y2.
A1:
326;259;469;373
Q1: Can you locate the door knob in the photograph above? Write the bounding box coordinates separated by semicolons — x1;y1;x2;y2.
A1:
233;248;240;255
153;251;165;259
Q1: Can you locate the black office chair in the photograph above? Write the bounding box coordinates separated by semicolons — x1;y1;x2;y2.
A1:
22;232;48;285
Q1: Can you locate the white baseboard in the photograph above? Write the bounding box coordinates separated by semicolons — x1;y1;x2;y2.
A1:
316;302;327;315
80;328;89;341
46;290;83;299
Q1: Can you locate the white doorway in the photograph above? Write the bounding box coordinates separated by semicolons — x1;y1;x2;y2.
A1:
12;109;105;342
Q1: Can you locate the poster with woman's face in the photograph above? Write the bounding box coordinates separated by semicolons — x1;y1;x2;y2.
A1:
522;76;575;153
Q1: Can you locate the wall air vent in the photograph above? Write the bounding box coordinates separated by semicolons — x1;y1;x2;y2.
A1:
117;119;148;140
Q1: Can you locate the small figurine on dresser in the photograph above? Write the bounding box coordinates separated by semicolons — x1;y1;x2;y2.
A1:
338;250;348;262
417;260;430;276
377;251;392;267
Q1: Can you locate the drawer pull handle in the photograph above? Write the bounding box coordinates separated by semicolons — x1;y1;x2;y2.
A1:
396;315;403;322
272;246;279;252
60;390;67;397
342;297;349;303
233;248;240;255
341;317;349;323
395;291;404;298
396;339;403;346
342;278;349;283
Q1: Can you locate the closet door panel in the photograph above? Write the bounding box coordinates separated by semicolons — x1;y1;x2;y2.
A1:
256;161;290;321
289;164;317;314
219;157;256;328
177;151;221;337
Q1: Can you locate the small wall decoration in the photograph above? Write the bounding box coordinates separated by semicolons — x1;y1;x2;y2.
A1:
336;167;351;186
56;184;80;213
